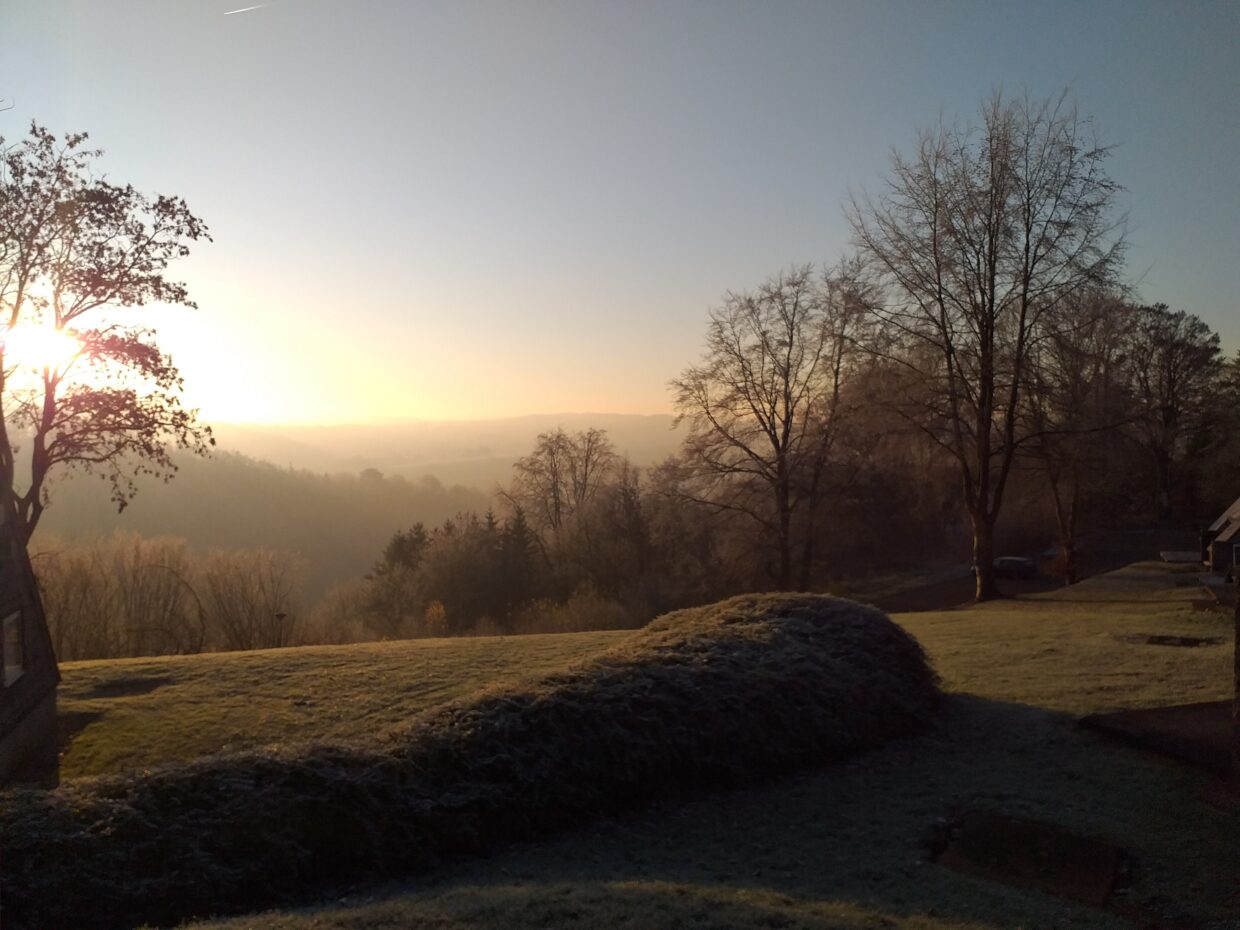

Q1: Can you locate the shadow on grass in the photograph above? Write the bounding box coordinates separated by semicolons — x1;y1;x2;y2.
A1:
56;709;104;757
199;695;1240;930
1031;598;1198;605
1082;700;1234;777
85;675;174;698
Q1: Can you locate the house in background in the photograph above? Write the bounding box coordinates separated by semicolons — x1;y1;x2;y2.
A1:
0;517;59;786
1201;495;1240;576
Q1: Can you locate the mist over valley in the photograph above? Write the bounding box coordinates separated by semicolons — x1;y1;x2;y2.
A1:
32;413;681;599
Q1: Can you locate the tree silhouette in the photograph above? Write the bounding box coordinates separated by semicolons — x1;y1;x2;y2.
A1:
671;265;865;590
1123;304;1222;520
0;124;212;542
849;91;1125;600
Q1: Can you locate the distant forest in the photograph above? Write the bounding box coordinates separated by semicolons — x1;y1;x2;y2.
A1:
33;451;490;600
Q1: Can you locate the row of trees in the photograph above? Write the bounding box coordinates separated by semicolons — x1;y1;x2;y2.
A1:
325;289;1234;640
315;430;678;640
33;533;301;660
324;91;1234;629
667;92;1236;599
677;282;1234;593
36;298;1236;656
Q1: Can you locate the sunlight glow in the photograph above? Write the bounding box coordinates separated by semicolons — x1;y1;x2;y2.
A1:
2;320;83;377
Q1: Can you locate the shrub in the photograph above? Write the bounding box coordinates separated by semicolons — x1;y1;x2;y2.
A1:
298;578;376;645
0;593;940;930
511;583;644;634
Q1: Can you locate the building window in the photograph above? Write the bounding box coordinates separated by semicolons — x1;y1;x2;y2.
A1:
2;611;23;686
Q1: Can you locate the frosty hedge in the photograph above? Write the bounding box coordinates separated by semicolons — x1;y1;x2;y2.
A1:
0;593;940;929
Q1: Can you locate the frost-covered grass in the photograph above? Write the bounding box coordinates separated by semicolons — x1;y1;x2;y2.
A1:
3;594;939;930
6;562;1235;929
56;631;627;778
900;561;1233;714
57;562;1231;782
187;563;1240;930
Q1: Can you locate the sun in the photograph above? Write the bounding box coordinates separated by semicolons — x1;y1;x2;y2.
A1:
1;319;84;377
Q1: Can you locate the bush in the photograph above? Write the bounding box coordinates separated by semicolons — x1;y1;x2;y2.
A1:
511;583;645;634
297;578;376;645
0;593;940;930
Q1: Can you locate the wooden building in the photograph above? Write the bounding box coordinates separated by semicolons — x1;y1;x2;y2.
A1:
1202;495;1240;576
0;516;59;786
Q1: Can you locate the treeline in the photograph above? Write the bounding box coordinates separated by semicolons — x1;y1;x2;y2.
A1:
314;292;1238;641
37;294;1239;657
312;430;722;641
33;533;303;660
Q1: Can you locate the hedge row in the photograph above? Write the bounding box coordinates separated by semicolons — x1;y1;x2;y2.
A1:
0;593;941;929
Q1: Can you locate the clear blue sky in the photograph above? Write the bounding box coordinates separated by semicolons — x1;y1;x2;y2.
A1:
2;0;1237;422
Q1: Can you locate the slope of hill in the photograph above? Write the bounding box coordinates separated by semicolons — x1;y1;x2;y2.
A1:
56;630;627;778
34;452;490;599
56;562;1232;779
30;413;681;600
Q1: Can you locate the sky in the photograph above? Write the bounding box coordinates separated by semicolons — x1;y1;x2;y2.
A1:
1;0;1237;424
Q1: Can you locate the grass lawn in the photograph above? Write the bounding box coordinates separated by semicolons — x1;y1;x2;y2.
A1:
49;562;1240;929
57;630;627;778
898;562;1234;715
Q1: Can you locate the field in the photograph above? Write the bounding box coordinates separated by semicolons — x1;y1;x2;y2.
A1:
48;563;1240;929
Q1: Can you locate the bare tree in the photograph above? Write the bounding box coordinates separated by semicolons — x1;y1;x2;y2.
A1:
1022;291;1133;582
670;264;866;590
849;91;1125;600
200;548;301;651
1123;304;1222;519
31;532;205;659
504;427;617;546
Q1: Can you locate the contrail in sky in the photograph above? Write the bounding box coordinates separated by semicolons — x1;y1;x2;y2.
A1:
224;4;268;14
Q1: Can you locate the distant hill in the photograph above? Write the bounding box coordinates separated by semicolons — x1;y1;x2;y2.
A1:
31;414;684;600
34;452;490;600
209;413;682;488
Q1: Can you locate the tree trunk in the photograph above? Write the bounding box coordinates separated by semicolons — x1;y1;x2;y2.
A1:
776;517;792;591
972;514;1000;601
775;475;793;590
1233;574;1239;789
797;485;822;592
1057;491;1079;586
1061;539;1078;586
1155;448;1173;521
797;530;814;592
1047;465;1079;586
